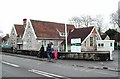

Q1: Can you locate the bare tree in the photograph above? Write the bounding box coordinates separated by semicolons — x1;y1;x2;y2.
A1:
69;16;82;28
110;11;119;28
80;15;95;27
69;15;104;33
94;15;104;34
118;1;120;27
69;15;95;28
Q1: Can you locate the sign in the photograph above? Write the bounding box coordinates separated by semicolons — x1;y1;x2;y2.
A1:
71;38;81;52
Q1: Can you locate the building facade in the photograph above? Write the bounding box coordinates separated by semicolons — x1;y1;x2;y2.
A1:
22;19;75;51
9;21;25;50
62;27;102;51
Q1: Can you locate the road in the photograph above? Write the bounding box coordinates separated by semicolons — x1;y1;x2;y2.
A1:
1;52;119;79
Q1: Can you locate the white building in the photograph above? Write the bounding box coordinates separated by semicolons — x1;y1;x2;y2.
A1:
9;19;25;50
96;40;115;51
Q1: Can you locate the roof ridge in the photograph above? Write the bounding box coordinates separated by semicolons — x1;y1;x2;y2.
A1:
14;24;24;26
74;26;94;30
30;19;75;38
30;19;73;26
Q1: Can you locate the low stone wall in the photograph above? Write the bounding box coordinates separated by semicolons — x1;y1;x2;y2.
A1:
58;51;110;61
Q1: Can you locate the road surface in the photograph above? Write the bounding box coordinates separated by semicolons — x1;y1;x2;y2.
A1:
1;52;118;79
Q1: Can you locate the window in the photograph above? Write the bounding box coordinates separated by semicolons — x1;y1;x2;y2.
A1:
54;40;58;46
60;32;65;36
84;41;86;47
101;43;104;47
61;33;64;35
98;43;100;47
13;42;15;44
110;43;112;47
96;37;99;40
90;37;93;46
98;43;104;47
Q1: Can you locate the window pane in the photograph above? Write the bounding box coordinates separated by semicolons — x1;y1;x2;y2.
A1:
54;41;58;46
101;43;104;47
84;41;86;46
98;43;100;47
90;37;93;46
110;43;112;47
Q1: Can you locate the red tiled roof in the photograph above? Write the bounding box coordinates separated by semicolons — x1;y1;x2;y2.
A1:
30;19;75;39
62;27;94;45
14;24;25;37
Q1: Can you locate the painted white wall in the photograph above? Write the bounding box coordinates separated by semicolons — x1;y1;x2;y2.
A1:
23;23;40;51
9;27;17;48
81;27;102;51
81;33;101;51
96;40;115;51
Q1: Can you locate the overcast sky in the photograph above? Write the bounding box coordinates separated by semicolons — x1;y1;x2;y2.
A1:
0;0;119;36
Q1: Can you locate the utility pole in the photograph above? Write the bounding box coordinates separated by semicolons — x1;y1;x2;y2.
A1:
65;24;68;52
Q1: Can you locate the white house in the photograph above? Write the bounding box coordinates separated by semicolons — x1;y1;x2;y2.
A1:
96;40;115;51
9;19;25;50
22;19;75;51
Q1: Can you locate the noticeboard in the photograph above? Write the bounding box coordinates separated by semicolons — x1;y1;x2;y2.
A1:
71;38;81;53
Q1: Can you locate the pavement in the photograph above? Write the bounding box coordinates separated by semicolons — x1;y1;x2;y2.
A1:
2;51;119;72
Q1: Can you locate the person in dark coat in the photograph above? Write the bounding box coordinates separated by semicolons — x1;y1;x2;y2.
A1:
46;44;52;61
37;45;44;58
40;45;45;58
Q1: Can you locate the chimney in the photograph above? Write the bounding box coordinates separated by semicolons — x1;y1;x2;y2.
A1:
23;18;27;27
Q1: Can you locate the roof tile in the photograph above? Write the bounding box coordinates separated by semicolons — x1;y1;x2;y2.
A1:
14;24;25;37
62;27;94;44
30;19;75;39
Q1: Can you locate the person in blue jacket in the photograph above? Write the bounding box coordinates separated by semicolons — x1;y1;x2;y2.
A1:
46;44;52;61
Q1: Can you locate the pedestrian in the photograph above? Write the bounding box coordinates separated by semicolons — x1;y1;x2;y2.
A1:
40;45;44;58
53;50;58;60
37;45;44;58
46;44;52;61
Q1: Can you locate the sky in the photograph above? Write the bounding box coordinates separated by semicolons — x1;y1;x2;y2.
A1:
0;0;119;36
